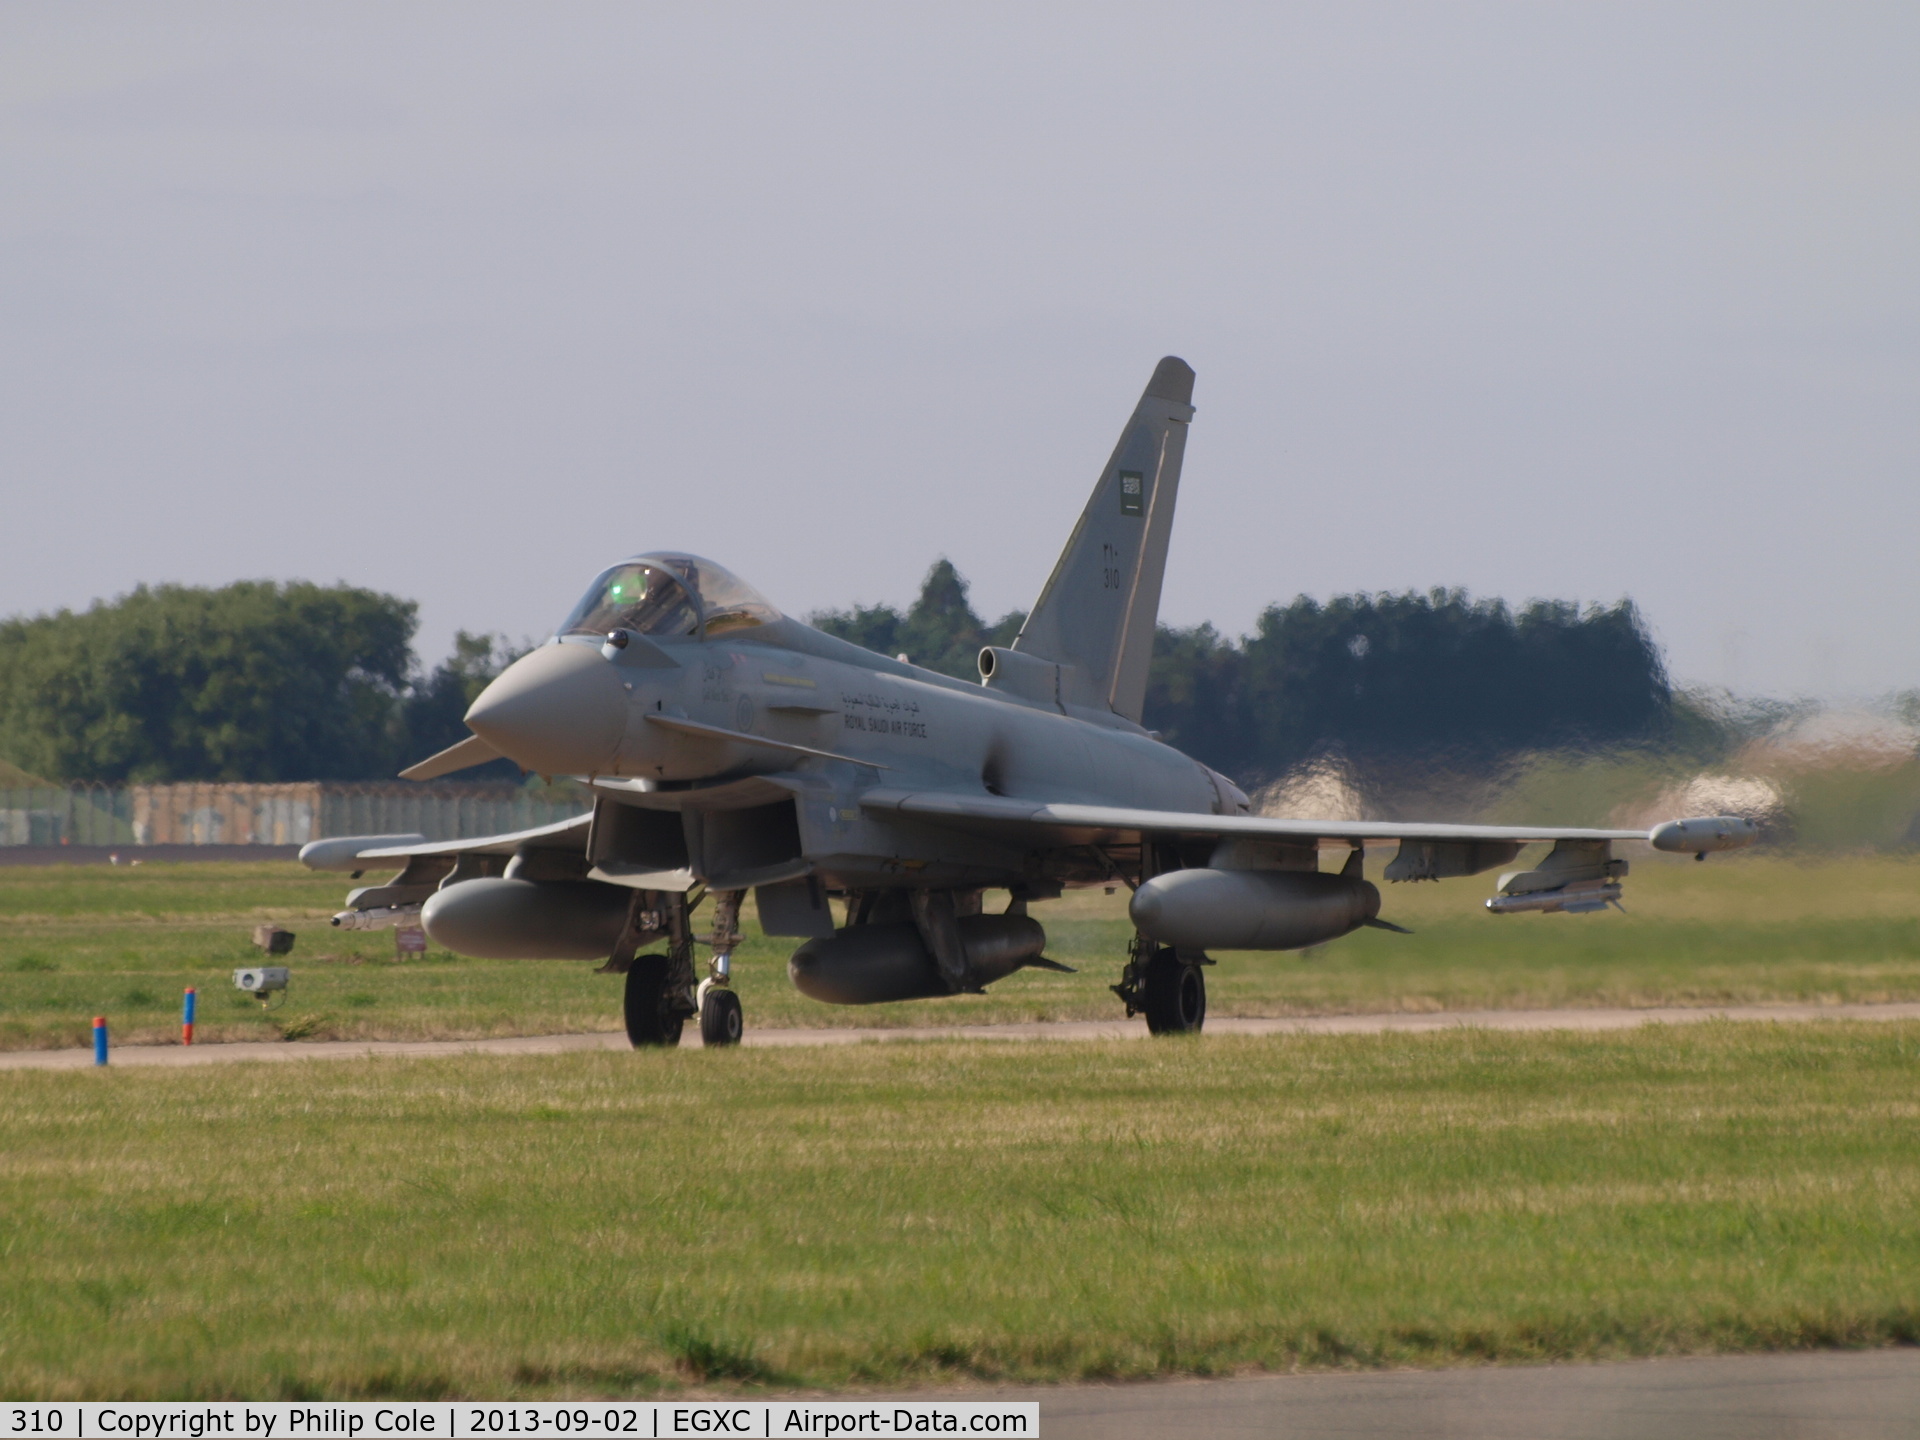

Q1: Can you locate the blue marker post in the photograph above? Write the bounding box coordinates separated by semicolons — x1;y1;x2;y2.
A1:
93;1015;108;1066
182;987;197;1046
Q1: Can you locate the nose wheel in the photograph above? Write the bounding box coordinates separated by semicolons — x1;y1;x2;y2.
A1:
693;888;747;1048
699;984;744;1046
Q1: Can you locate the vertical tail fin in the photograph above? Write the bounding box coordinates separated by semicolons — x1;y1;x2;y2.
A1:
1012;356;1195;724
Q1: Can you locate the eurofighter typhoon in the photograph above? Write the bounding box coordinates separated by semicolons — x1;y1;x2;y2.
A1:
303;359;1756;1045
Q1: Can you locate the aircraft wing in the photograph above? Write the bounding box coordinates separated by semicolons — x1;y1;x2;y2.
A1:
357;813;591;860
298;813;590;872
857;788;1746;853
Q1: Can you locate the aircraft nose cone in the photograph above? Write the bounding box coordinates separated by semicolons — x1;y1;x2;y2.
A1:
465;642;626;775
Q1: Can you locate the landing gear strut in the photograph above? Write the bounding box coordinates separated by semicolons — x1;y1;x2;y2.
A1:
607;887;749;1049
695;889;746;1048
1113;935;1208;1036
603;887;709;1048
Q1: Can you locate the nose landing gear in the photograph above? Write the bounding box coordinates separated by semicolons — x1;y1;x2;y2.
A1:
698;981;744;1046
606;887;748;1048
693;889;746;1048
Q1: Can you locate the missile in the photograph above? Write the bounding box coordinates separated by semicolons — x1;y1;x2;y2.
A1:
1485;880;1622;915
331;904;423;930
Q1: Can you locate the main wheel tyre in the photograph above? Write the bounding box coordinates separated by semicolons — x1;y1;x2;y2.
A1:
624;955;684;1048
1141;949;1206;1035
699;987;744;1047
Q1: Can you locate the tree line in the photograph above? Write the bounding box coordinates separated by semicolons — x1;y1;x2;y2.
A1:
0;583;518;784
0;562;1670;786
813;562;1672;786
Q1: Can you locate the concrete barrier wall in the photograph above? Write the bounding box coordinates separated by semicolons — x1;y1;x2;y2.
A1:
0;783;585;848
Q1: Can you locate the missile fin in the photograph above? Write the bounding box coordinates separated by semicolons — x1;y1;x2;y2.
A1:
1363;917;1414;934
1021;955;1078;973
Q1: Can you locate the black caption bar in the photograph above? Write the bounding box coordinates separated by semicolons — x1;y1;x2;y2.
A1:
3;1404;1038;1439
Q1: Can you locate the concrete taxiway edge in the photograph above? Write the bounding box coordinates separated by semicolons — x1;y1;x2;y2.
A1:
960;1348;1920;1440
5;1000;1920;1070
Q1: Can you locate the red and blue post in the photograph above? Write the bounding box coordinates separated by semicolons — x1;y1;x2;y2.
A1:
182;988;197;1046
92;1016;108;1066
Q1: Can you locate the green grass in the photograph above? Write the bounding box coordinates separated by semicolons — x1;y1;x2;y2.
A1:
3;854;1920;1050
1;1024;1917;1397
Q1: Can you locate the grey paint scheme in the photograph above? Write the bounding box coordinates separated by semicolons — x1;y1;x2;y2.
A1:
308;357;1755;970
1012;355;1195;724
470;613;1228;894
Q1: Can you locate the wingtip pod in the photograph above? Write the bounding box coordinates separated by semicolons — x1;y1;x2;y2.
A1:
1648;815;1759;854
1144;356;1195;406
298;834;429;872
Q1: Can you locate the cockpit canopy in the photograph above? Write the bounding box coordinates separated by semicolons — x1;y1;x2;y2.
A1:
558;552;782;641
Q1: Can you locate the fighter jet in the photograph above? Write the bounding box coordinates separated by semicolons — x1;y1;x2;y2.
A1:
301;358;1757;1046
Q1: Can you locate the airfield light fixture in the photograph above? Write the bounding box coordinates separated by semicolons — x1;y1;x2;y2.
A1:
233;966;290;1008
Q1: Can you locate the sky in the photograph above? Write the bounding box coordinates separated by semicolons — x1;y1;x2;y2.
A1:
2;3;1916;699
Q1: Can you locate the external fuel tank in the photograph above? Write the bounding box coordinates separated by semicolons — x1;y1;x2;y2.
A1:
1129;868;1380;951
420;877;631;959
788;915;1047;1004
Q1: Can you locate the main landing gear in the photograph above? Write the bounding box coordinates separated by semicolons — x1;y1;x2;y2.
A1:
611;888;747;1049
1112;936;1209;1036
623;954;686;1047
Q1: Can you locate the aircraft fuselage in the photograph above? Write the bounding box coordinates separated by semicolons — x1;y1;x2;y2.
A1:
464;616;1237;894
